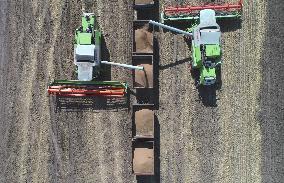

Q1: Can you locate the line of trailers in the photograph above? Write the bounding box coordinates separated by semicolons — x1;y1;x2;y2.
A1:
47;0;243;178
132;0;156;177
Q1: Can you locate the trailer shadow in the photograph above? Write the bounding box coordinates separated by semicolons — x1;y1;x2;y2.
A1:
50;93;130;112
153;33;160;109
134;0;159;21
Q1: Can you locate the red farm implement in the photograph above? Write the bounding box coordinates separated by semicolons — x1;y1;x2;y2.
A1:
162;0;243;22
47;80;128;97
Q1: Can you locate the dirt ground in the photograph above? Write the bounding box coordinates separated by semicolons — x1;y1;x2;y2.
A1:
0;0;283;183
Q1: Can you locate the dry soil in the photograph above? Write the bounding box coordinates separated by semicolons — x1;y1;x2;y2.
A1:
0;0;283;183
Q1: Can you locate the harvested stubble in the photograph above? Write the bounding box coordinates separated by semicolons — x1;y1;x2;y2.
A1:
0;0;283;182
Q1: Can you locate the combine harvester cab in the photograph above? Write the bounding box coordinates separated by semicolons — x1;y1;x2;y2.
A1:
150;0;242;87
48;13;143;97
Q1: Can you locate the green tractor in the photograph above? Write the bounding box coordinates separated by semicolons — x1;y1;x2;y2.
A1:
150;0;242;86
48;13;143;97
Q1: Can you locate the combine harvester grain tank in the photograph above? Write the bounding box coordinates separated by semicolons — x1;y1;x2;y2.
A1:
47;13;143;97
150;0;243;86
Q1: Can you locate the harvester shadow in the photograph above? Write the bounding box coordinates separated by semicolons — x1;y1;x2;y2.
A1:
219;18;242;32
98;35;111;81
196;85;218;107
153;31;160;109
53;95;129;112
159;57;190;70
153;115;161;183
136;115;160;183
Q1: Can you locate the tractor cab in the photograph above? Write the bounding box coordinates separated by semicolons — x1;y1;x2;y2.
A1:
201;68;216;85
203;44;221;67
199;43;221;85
75;14;96;44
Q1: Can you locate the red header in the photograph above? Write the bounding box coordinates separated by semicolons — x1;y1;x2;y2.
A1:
164;0;242;14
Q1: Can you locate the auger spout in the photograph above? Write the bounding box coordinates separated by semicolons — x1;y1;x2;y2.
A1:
101;61;144;70
149;20;192;36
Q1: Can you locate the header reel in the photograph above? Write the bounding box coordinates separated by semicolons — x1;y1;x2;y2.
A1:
161;0;243;23
48;80;128;97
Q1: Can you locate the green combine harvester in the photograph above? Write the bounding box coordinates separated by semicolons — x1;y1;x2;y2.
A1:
48;13;143;97
150;0;242;86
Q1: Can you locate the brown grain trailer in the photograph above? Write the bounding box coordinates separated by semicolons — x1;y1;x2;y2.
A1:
132;140;154;175
133;104;154;139
132;55;153;89
133;20;153;54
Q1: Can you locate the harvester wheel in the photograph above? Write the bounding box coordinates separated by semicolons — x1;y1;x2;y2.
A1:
188;62;192;70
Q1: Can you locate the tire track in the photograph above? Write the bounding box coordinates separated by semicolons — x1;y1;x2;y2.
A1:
4;1;48;182
0;0;9;182
259;0;284;182
158;0;266;182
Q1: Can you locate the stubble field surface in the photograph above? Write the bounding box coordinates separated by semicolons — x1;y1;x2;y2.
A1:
0;0;283;182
